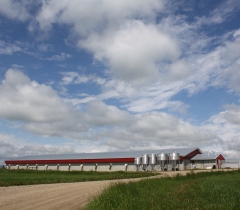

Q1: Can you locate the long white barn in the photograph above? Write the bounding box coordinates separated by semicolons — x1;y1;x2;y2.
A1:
5;147;225;171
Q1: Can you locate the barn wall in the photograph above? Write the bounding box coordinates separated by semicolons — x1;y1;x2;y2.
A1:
221;162;239;168
7;163;136;171
193;160;216;169
183;159;191;169
6;162;186;171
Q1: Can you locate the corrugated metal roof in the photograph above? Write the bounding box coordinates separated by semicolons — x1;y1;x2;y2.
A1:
191;153;219;160
5;147;200;161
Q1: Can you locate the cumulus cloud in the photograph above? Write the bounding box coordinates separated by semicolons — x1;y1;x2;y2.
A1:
4;0;238;93
2;1;239;94
96;111;220;150
1;1;240;157
223;104;240;125
80;21;180;85
32;0;164;36
50;1;240;102
85;100;134;127
29;0;184;86
0;69;73;123
16;0;239;124
202;104;240;158
167;60;191;81
0;133;75;158
0;69;91;140
0;69;220;151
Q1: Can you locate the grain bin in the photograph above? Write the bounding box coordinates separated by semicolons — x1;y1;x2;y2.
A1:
169;152;180;171
134;157;141;171
149;154;156;165
170;152;180;161
149;153;156;171
142;154;148;165
157;153;168;171
141;154;148;170
134;157;142;165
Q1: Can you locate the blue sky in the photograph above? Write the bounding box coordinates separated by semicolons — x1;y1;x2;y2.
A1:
0;0;240;162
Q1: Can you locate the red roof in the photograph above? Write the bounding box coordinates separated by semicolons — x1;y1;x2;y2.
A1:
5;158;134;165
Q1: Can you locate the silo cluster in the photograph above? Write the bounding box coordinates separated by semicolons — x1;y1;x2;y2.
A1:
134;152;180;171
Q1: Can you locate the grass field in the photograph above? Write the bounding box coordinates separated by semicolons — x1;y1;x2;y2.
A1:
0;169;156;187
85;170;240;210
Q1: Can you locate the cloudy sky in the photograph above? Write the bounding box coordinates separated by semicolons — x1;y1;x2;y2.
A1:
0;0;240;162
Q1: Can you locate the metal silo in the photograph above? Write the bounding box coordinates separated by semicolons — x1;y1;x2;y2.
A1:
142;154;148;170
149;154;156;165
149;154;156;171
142;154;148;165
169;152;180;171
134;157;142;165
134;157;142;171
170;152;180;161
157;153;168;171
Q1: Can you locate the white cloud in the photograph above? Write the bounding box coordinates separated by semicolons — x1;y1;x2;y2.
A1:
32;0;164;36
80;20;180;86
0;40;49;58
95;111;220;150
111;78;190;113
0;40;22;55
37;44;53;52
60;74;136;106
59;71;189;114
11;64;24;69
0;70;219;151
0;0;30;21
9;0;238;95
0;69;73;123
178;29;240;95
223;104;240;125
196;0;240;25
29;1;177;86
167;60;191;81
85;100;134;127
47;52;71;61
1;1;240;157
2;1;239;95
0;69;90;142
60;72;106;85
61;72;79;85
54;8;240;116
0;133;75;158
202;104;240;158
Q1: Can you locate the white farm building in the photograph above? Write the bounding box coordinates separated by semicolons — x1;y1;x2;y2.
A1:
5;147;226;171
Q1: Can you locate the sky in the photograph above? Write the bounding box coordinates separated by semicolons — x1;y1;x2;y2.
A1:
0;0;240;163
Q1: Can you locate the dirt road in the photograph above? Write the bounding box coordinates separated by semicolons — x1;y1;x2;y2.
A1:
0;169;234;210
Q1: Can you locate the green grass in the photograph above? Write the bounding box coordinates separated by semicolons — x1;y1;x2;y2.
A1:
85;170;240;210
0;169;156;187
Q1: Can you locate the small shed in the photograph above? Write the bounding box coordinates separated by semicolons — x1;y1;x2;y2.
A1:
190;153;225;169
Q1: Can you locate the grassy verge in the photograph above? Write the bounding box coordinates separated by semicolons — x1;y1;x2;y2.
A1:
0;169;156;187
85;170;240;210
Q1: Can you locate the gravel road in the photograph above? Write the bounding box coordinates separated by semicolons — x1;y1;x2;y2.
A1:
0;169;234;210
